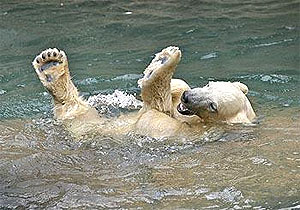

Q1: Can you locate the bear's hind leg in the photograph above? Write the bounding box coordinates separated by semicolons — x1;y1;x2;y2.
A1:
32;48;69;91
138;46;182;116
32;48;92;120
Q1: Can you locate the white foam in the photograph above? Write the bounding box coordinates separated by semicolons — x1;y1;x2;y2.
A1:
88;90;142;110
0;89;6;95
111;74;141;81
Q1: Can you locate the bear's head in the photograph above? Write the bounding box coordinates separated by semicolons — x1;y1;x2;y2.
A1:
177;81;256;123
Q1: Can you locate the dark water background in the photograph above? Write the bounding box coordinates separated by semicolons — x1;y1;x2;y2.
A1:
0;0;299;209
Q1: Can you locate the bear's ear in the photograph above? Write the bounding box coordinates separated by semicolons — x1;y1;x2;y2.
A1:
233;82;248;95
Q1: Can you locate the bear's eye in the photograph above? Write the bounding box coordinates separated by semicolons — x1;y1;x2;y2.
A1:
209;102;218;112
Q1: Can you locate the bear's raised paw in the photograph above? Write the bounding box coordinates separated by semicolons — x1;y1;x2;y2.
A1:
32;48;68;86
138;46;181;88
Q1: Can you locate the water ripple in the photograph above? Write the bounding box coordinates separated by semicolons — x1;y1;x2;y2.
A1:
201;52;218;60
237;74;292;84
205;187;243;203
254;38;293;48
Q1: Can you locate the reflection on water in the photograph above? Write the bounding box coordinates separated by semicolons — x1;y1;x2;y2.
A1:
0;0;299;209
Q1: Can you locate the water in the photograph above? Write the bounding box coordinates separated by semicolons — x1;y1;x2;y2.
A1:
0;0;299;208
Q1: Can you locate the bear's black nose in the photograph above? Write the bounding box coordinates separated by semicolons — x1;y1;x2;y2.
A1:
181;91;189;103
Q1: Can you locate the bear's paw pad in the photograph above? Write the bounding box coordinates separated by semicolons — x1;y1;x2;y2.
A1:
32;48;66;73
144;46;181;79
153;46;180;66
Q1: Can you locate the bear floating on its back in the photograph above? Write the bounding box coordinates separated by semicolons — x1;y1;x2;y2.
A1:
32;46;256;139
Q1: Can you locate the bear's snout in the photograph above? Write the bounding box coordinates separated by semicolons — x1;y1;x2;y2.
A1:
181;90;190;103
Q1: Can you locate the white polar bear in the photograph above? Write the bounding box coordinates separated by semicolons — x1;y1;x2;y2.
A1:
32;46;255;139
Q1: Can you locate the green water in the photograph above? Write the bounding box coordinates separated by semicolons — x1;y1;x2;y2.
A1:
0;0;299;209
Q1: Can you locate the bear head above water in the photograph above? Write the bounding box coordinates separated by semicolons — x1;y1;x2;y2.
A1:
177;81;256;124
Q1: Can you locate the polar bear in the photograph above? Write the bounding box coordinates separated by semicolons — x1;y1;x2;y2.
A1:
32;46;255;138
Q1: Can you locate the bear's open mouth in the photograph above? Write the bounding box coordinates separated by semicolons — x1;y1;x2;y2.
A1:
177;103;194;115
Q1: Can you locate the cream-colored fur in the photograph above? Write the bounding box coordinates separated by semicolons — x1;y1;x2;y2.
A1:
32;46;255;139
138;47;181;116
177;81;256;124
32;47;191;138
